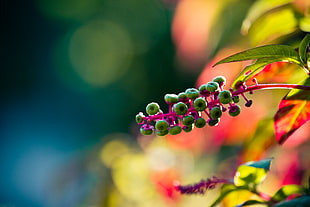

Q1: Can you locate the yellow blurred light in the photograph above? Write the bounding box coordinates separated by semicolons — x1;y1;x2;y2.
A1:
100;139;130;168
112;153;155;202
300;17;310;32
69;19;133;87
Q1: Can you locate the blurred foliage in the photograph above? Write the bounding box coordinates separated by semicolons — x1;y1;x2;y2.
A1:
2;0;310;207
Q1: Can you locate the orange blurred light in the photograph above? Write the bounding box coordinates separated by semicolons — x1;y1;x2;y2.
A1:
150;169;181;204
172;0;222;70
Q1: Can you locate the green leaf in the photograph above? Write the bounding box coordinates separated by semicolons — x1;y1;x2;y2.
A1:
274;77;310;144
234;159;272;188
236;199;266;207
232;58;287;89
210;184;246;207
272;196;310;207
241;0;292;34
213;45;301;67
272;185;305;202
244;158;273;170
298;34;310;65
246;6;298;45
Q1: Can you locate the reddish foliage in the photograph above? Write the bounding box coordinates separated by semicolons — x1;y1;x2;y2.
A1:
251;62;293;84
274;99;310;144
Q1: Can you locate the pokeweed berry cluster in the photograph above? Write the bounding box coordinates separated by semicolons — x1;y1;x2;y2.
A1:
136;76;253;136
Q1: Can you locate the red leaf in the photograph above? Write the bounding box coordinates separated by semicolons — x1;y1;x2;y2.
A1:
274;78;310;144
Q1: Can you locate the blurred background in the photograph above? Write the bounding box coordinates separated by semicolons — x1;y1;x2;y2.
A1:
1;0;310;206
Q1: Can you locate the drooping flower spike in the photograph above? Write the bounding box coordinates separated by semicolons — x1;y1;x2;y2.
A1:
174;176;229;195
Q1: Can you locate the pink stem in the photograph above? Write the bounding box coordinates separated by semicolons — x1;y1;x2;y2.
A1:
141;83;310;123
233;83;310;95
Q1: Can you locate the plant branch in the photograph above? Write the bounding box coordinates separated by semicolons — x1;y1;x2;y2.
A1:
233;83;310;95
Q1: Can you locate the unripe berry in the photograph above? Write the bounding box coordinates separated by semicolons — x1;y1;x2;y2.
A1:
140;126;154;135
185;88;200;99
169;125;182;135
206;82;219;92
195;117;206;128
198;84;210;95
146;102;160;115
173;102;188;115
232;95;240;103
229;105;241;117
210;106;222;119
164;94;179;104
182;115;195;126
218;90;232;104
208;119;219;126
245;100;253;107
155;120;169;131
156;130;169;136
193;97;207;111
183;125;193;132
212;76;226;86
178;92;188;102
135;112;144;124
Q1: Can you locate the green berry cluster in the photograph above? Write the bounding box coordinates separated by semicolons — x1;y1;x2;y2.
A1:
136;76;250;136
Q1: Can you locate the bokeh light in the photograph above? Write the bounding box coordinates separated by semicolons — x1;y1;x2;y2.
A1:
69;19;133;87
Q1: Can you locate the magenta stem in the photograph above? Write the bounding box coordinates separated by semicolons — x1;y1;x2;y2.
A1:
141;83;310;123
206;83;310;107
233;83;310;95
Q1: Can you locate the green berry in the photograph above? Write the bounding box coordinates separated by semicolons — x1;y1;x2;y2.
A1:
178;92;188;101
245;100;253;107
232;95;240;103
155;120;169;131
146;102;160;115
212;76;226;86
164;94;179;104
198;84;208;93
206;82;219;92
173;102;188;115
140;126;154;135
195;117;206;128
156;130;169;136
183;125;193;132
199;84;211;96
182;115;195;126
229;105;241;117
193;97;207;111
185;88;200;99
208;119;219;126
169;126;182;135
218;90;232;104
210;106;222;119
135;112;144;124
